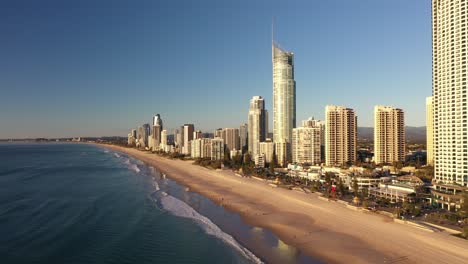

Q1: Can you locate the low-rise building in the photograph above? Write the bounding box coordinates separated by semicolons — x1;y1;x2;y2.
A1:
254;154;265;168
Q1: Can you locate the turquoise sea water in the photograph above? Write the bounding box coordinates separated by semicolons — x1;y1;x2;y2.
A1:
0;143;319;264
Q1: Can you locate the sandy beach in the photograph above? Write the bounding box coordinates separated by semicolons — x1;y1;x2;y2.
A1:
101;144;468;264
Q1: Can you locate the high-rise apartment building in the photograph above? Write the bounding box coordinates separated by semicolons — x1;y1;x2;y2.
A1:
161;129;168;151
222;128;240;152
239;123;248;152
273;42;296;159
211;137;224;161
426;96;434;166
432;0;468;210
183;124;194;155
292;121;321;165
248;96;268;157
152;114;163;151
373;106;405;164
174;129;180;146
325;105;357;167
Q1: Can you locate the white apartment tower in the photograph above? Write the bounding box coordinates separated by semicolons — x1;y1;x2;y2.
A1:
373;106;405;164
426;97;434;166
248;96;268;157
183;124;194;155
292;120;321;165
432;0;468;210
325;105;357;167
273;42;296;158
161;129;168;151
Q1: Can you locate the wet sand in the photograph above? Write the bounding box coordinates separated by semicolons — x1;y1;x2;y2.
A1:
100;144;468;264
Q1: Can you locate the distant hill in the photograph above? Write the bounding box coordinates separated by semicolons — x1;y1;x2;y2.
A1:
357;126;426;143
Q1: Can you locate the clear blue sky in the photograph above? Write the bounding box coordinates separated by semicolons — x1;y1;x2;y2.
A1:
0;0;431;138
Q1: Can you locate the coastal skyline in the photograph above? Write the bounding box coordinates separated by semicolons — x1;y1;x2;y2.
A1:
2;1;468;263
1;0;430;138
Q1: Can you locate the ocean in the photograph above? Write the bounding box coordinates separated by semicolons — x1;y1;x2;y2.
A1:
0;143;318;264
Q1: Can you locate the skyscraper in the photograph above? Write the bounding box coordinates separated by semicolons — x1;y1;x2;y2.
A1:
152;114;163;151
248;96;268;157
142;123;151;147
432;0;468;210
183;124;194;155
325;105;357;167
174;129;181;147
272;41;296;159
239;123;248;153
161;129;168;151
426;96;434;166
373;106;405;164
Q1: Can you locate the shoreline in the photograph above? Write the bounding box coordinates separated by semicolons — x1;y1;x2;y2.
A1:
99;144;468;264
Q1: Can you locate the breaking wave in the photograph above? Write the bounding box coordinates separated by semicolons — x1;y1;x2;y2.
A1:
159;195;263;264
129;164;140;173
111;152;140;174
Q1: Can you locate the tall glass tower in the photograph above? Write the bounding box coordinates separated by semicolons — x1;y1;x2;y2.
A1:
272;42;296;159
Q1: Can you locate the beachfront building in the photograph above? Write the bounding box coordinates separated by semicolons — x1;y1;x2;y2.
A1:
222;128;240;152
161;130;168;152
302;117;325;162
275;140;290;167
426;97;434;166
259;139;275;164
151;114;163;151
128;129;137;146
273;41;296;162
202;139;212;158
183;124;194;155
191;138;213;159
254;154;266;168
292;118;321;165
431;0;468;210
137;124;150;148
373;106;405;164
325;105;357;167
369;176;423;203
248;96;268;157
239;123;248;153
174;129;181;148
211;137;224;161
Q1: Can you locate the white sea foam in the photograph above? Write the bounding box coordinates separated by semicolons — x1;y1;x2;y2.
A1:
160;195;263;264
153;180;160;191
129;164;140;173
114;153;120;158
